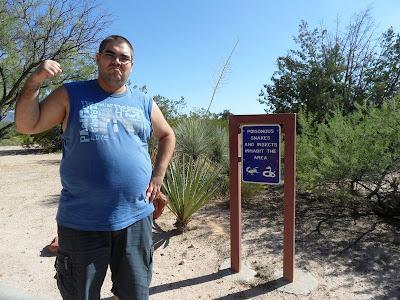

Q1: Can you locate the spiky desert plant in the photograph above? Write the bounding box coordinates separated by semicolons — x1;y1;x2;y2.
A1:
210;125;228;167
174;118;213;160
163;155;223;231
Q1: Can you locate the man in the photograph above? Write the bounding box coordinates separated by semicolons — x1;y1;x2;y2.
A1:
15;35;175;300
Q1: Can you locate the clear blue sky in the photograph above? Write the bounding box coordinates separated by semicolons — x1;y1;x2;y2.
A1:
99;0;400;115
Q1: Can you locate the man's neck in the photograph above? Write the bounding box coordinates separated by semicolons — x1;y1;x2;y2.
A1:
97;78;126;94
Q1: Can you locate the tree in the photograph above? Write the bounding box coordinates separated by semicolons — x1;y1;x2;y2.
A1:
153;95;186;121
258;9;400;122
0;0;109;139
216;109;232;120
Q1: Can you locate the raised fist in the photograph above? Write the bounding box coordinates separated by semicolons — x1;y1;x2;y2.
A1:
32;60;62;82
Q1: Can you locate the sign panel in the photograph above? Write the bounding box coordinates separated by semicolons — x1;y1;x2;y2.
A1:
242;124;281;184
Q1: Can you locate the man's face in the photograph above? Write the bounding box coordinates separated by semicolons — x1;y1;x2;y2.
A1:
96;41;133;88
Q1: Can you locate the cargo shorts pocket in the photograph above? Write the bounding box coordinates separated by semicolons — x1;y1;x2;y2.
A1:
144;246;154;271
54;252;75;299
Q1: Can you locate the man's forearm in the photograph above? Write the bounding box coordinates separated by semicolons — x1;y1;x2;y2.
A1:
15;60;63;134
15;76;43;133
153;133;176;178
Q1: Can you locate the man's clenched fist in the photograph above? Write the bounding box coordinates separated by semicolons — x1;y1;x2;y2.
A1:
32;60;62;82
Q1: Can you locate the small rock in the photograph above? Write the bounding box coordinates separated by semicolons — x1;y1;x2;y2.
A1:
160;253;164;256
188;244;195;249
178;260;184;265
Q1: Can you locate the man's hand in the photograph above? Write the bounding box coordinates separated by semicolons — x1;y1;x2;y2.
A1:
146;175;164;202
31;60;63;83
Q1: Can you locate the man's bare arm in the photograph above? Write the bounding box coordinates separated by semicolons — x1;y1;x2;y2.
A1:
15;60;68;134
146;101;176;201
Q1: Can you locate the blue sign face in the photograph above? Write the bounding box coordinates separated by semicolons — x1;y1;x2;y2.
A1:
242;124;281;184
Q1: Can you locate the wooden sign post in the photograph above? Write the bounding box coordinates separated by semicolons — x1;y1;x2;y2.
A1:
229;113;296;282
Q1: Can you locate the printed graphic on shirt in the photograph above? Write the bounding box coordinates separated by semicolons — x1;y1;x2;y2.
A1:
79;101;147;143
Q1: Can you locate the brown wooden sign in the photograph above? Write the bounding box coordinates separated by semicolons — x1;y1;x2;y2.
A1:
229;113;296;282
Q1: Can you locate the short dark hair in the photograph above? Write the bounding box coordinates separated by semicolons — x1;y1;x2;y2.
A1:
98;35;134;57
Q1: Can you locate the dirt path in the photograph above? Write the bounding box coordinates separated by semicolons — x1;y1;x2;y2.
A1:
0;146;399;299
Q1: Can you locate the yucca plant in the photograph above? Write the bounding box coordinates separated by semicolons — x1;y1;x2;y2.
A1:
210;126;228;167
174;118;213;160
163;155;223;231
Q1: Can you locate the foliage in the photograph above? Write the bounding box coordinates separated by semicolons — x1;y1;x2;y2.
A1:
297;96;400;217
258;9;400;122
216;109;233;120
162;155;223;231
209;125;229;167
174;118;214;161
0;0;109;139
0;123;24;145
21;125;62;152
241;182;266;206
172;117;229;197
153;95;186;121
174;118;228;166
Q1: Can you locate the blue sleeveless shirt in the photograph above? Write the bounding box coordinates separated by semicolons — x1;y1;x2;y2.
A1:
57;80;154;231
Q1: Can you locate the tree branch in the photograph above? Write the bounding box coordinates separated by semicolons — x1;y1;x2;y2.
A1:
0;66;6;100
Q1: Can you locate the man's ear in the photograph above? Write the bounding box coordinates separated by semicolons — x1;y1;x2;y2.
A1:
95;53;100;64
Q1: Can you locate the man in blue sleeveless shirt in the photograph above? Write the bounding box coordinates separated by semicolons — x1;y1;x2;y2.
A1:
15;35;176;300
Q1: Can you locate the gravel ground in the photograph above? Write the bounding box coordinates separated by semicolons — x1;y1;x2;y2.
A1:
1;146;399;299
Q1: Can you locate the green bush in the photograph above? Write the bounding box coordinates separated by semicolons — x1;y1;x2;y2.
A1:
21;126;62;153
163;155;223;231
174;118;228;164
241;182;266;206
173;118;229;195
210;125;229;166
174;118;214;160
0;124;25;146
297;97;400;216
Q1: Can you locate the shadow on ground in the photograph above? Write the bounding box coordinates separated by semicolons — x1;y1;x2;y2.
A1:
42;194;60;207
37;159;61;165
100;274;288;300
213;277;288;299
149;268;287;299
39;244;56;258
152;221;181;250
150;268;231;295
195;186;400;298
0;147;43;156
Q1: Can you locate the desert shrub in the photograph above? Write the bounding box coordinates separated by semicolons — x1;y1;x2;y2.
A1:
0;124;25;146
241;182;266;206
21;126;62;153
210;125;229;168
174;118;214;160
173;118;229;195
163;155;223;231
297;97;400;217
174;118;228;163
